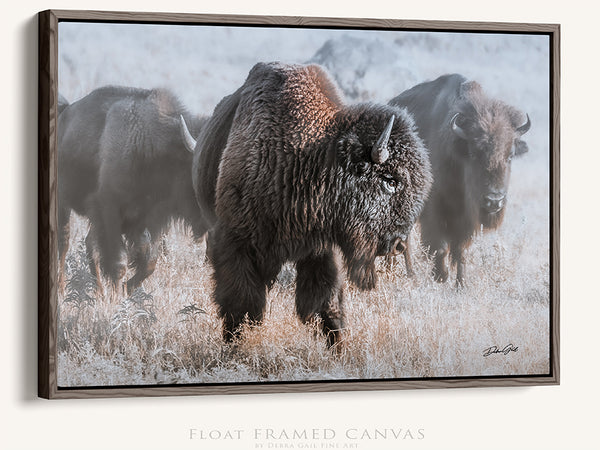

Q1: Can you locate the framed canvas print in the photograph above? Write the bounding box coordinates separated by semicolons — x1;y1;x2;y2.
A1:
38;9;560;399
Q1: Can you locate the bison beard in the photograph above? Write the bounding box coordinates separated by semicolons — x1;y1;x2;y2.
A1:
191;62;431;347
389;74;531;286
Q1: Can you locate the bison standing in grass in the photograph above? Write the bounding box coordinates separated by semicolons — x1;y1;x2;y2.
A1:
58;86;208;295
389;74;531;286
183;62;432;347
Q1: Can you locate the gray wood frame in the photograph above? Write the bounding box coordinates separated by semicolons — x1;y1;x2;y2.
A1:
38;9;560;399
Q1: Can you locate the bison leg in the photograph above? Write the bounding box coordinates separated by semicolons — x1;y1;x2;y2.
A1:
430;241;449;283
85;227;104;295
204;228;216;264
87;197;127;289
295;249;345;348
451;243;467;288
212;227;268;342
403;239;415;278
126;229;159;295
57;206;71;293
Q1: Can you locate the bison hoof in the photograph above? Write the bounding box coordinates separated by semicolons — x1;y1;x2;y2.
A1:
327;332;343;353
323;325;343;349
222;329;237;344
222;319;244;343
433;267;448;283
126;280;140;297
108;262;127;285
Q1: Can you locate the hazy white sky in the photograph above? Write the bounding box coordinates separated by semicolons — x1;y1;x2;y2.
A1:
58;22;549;117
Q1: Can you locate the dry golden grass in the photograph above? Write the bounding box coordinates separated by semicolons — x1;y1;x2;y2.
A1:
56;27;550;387
57;161;550;387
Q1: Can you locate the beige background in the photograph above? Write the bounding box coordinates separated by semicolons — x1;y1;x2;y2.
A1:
2;0;595;449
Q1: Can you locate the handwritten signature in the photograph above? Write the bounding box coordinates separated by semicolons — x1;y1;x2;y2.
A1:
483;344;519;357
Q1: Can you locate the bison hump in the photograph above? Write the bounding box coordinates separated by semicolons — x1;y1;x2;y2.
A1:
214;62;344;234
236;62;342;152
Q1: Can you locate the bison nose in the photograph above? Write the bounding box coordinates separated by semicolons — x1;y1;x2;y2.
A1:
483;192;506;213
391;235;407;255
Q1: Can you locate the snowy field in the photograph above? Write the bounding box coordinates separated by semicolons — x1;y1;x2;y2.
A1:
57;22;551;386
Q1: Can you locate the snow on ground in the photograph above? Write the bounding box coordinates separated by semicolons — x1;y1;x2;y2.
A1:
57;22;552;384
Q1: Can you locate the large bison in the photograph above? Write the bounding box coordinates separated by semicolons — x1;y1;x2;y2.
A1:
183;62;432;347
389;74;531;286
58;86;208;294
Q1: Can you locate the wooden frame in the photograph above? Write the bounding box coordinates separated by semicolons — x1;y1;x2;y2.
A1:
39;9;560;399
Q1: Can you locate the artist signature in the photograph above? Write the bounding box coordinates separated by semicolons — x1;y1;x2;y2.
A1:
483;344;519;357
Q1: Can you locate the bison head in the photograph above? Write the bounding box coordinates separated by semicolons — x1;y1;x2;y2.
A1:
331;105;432;289
449;81;531;229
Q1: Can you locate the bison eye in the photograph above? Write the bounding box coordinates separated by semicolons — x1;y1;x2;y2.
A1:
381;174;402;195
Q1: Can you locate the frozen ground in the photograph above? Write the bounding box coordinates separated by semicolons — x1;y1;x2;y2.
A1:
57;23;551;386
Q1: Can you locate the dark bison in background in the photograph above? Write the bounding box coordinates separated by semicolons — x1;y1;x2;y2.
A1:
389;74;531;286
58;86;208;295
183;62;432;347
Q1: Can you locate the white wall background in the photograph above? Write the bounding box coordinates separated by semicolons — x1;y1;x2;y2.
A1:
1;1;596;449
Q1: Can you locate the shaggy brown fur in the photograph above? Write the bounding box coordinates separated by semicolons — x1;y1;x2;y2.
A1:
192;62;432;346
58;86;208;294
389;74;531;286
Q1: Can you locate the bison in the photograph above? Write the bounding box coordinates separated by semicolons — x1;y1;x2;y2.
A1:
389;74;531;286
58;86;208;295
182;62;432;347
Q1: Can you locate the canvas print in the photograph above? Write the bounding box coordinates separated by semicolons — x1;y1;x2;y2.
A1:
54;20;552;388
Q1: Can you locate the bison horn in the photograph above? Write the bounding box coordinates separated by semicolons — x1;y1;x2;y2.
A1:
516;113;531;135
450;113;468;140
371;115;395;164
179;115;197;153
